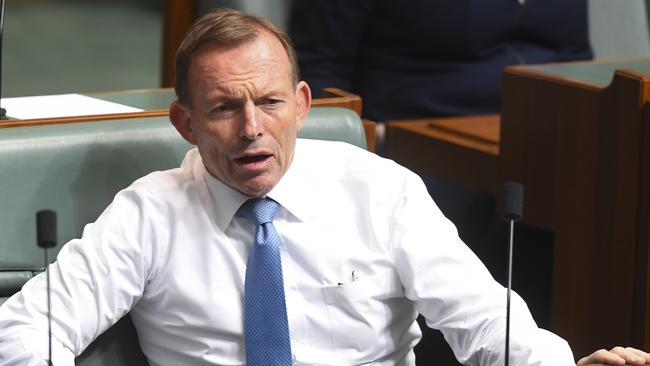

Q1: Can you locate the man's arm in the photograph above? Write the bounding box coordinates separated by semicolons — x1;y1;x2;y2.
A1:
0;185;160;364
388;171;574;365
0;284;78;365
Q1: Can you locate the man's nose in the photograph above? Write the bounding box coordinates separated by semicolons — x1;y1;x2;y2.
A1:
240;102;262;140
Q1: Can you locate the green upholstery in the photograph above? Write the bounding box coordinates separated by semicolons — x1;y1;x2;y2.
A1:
0;271;34;297
0;106;366;364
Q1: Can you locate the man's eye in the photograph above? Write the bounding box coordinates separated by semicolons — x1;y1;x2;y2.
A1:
259;98;283;108
215;104;235;112
210;104;238;115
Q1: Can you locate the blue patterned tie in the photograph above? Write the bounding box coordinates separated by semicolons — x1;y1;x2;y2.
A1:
240;198;292;366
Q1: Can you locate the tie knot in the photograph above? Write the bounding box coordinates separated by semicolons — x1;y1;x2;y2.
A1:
239;198;280;225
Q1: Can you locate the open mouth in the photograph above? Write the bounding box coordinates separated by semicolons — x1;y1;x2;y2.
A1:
235;154;272;165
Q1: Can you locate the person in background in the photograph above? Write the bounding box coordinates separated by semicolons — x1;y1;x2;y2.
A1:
289;0;592;122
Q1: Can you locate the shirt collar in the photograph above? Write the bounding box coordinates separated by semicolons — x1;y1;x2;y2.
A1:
202;167;249;232
266;140;313;223
201;139;315;230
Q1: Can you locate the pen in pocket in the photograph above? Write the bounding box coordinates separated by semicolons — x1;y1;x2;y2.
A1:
338;270;357;285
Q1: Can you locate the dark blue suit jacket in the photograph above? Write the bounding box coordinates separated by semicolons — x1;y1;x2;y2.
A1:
290;0;593;121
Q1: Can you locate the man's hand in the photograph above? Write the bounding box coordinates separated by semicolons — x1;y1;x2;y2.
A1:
577;346;650;366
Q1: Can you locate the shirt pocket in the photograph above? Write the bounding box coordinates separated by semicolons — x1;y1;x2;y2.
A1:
320;269;407;356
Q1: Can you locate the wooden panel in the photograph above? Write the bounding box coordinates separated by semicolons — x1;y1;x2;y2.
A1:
500;64;650;357
640;106;650;350
162;0;195;87
0;110;168;129
499;69;603;231
362;119;376;153
589;70;648;351
500;67;604;356
386;115;500;194
313;87;363;116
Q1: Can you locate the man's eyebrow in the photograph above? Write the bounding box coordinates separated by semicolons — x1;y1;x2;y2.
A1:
256;90;290;99
206;94;244;106
202;86;289;105
214;95;242;103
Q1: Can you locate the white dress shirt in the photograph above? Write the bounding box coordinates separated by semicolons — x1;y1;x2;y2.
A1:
0;139;575;365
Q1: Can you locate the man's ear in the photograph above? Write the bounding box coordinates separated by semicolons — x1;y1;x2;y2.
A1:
294;81;312;129
169;100;198;145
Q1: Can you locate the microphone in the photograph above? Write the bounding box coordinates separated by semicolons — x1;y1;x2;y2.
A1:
36;209;57;366
502;182;523;366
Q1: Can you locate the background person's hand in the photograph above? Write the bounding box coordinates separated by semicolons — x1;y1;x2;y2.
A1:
577;346;650;366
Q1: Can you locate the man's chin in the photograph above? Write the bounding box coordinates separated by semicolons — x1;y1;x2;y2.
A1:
236;177;277;198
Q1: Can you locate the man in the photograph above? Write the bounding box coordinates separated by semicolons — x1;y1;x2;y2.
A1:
0;8;647;366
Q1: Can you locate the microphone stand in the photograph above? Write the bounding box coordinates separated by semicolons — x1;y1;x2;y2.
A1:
502;182;523;366
44;244;52;366
37;210;57;366
505;212;515;366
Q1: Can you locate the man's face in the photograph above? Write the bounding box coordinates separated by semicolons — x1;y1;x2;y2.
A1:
170;31;311;197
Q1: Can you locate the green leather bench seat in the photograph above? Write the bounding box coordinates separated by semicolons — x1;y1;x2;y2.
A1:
0;106;366;364
0;271;33;297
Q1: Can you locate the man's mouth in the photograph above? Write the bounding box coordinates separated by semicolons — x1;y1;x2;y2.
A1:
233;152;275;172
235;154;272;164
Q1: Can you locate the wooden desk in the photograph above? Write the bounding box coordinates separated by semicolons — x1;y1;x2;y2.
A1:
387;114;500;195
387;58;650;356
0;88;174;128
0;87;374;152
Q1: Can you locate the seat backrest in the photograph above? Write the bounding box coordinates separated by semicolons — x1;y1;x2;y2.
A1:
0;106;366;365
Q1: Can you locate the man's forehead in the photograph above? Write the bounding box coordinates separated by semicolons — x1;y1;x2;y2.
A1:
191;37;289;79
192;31;288;66
186;35;293;105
